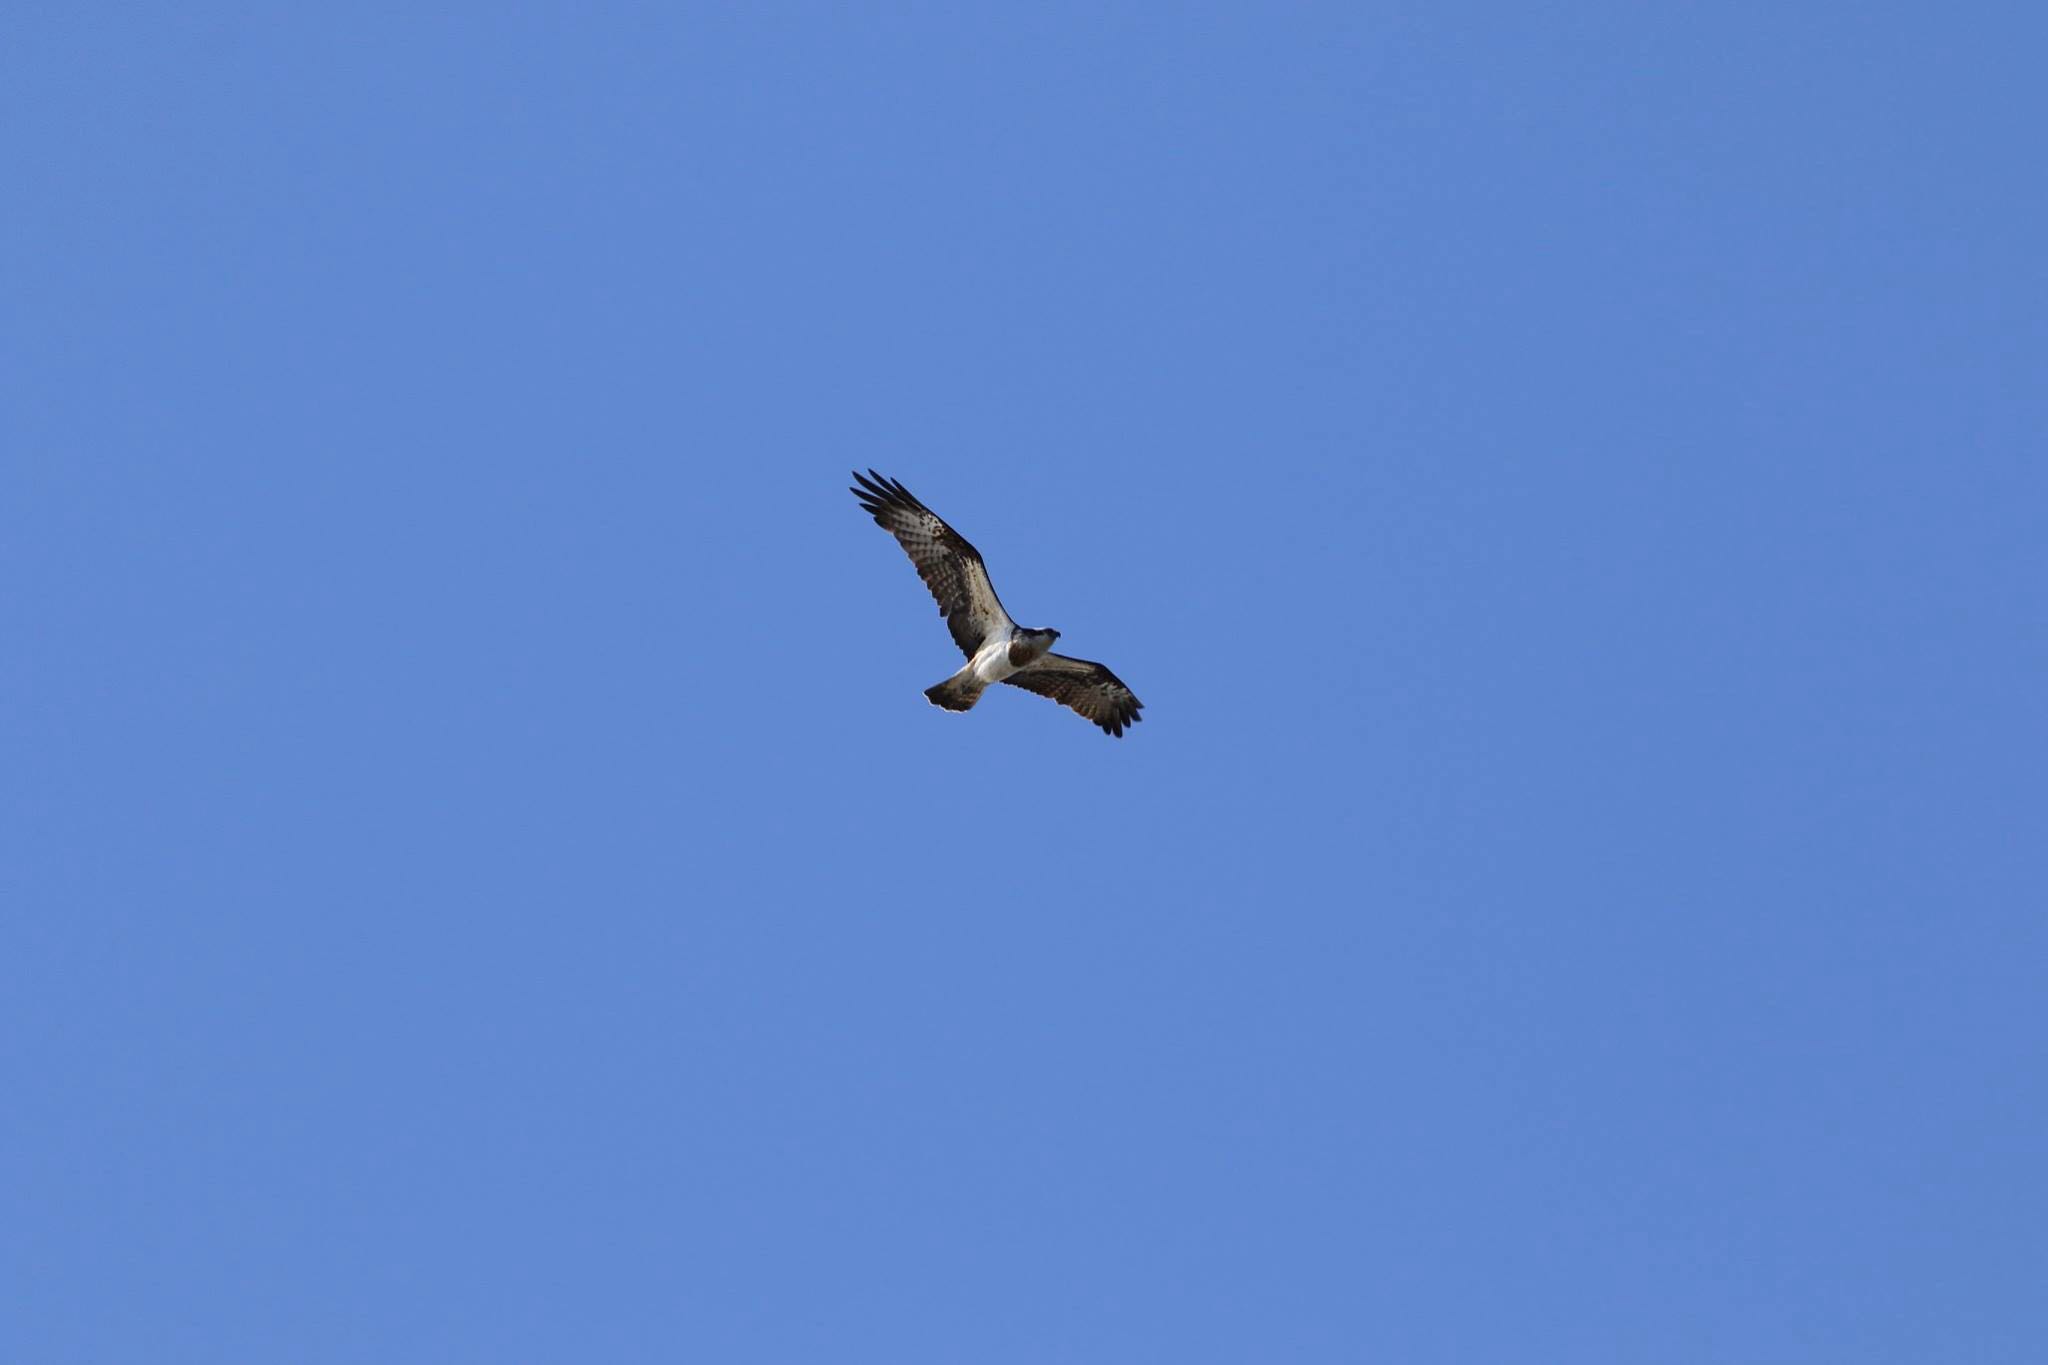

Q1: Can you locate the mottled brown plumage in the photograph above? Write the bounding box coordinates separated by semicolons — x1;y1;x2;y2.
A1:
850;470;1008;659
1000;654;1144;738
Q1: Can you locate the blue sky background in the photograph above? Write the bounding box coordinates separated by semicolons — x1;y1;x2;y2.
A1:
4;4;2043;1360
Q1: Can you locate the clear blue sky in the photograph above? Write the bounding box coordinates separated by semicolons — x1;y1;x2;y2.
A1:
5;4;2043;1360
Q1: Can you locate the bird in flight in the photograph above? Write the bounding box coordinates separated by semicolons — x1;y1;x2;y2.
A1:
850;470;1144;737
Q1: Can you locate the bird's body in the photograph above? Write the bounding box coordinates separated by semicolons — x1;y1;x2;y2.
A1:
849;471;1143;737
927;625;1060;712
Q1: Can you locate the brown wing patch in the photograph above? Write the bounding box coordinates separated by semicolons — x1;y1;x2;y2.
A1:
850;470;1010;657
1002;653;1144;738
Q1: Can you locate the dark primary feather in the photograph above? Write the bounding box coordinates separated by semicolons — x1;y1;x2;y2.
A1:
1003;653;1145;737
850;470;1012;657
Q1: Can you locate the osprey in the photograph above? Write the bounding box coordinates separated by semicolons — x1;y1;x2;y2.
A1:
850;470;1144;737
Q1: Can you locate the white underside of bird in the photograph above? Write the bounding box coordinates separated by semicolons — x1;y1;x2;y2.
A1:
925;624;1058;712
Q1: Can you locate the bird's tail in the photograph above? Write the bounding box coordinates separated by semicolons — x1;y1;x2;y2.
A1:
924;669;985;713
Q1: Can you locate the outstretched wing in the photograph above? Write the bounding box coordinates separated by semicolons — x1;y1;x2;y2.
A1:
850;470;1014;657
1003;653;1144;738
